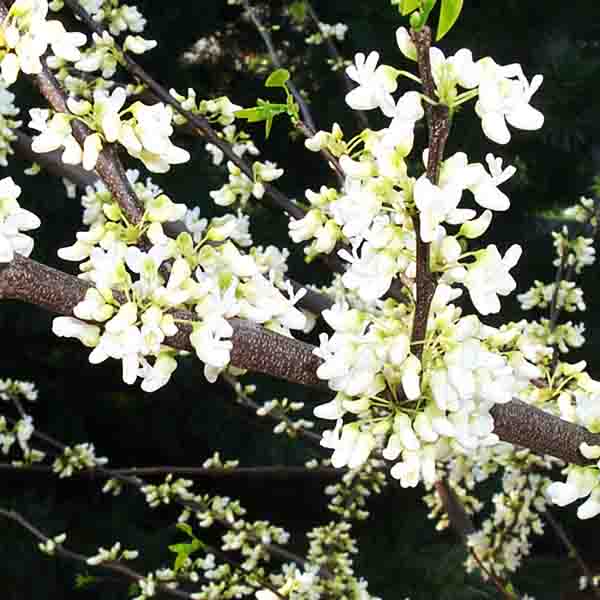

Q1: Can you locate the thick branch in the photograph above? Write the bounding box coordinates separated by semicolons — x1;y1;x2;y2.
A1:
490;399;600;466
0;255;322;387
2;255;600;465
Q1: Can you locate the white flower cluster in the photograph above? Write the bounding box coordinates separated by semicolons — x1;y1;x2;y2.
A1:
170;88;242;127
29;88;189;173
299;127;521;312
313;302;540;488
552;227;596;274
394;27;544;144
305;22;348;45
255;396;314;436
86;541;138;565
50;0;147;37
0;414;45;463
0;82;20;166
51;170;305;388
51;442;108;477
300;29;549;492
0;176;41;263
0;0;86;85
465;468;548;579
517;279;586;313
0;377;38;402
38;532;66;556
209;159;284;207
205;124;259;167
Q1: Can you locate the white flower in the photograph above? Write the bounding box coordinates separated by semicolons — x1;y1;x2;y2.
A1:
139;354;177;392
189;317;233;383
339;243;397;302
395;27;416;61
413;175;463;242
52;316;101;347
345;51;397;111
462;244;521;315
475;58;544;144
123;35;157;55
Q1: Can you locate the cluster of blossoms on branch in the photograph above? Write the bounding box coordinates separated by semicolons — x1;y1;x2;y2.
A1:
3;0;600;598
293;26;549;496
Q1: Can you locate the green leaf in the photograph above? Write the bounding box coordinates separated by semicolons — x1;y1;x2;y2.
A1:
436;0;463;40
265;68;290;88
235;101;289;138
421;0;438;22
394;0;420;15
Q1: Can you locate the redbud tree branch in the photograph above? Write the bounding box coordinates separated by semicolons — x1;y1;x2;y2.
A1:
0;507;195;599
0;255;323;388
1;254;600;466
0;462;338;479
409;26;449;360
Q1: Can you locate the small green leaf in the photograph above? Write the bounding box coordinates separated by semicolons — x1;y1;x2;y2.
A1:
394;0;420;16
436;0;463;40
265;68;290;88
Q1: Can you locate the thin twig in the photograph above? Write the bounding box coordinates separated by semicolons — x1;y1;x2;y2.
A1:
0;507;194;599
62;0;305;220
0;462;338;479
241;0;316;132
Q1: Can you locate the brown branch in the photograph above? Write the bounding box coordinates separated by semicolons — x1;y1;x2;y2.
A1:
409;26;449;360
0;462;338;479
490;399;600;466
3;255;600;465
0;507;194;599
34;60;145;224
0;255;323;387
2;255;600;464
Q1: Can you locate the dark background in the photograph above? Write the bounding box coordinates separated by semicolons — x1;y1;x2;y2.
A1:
2;1;600;598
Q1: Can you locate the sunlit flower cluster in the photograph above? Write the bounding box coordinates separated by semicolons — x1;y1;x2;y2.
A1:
51;171;305;388
0;0;86;85
29;88;189;172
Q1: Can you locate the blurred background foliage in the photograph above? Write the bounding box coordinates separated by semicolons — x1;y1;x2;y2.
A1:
2;1;600;598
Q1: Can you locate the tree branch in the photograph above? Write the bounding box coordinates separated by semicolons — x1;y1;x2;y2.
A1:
2;254;600;466
409;26;449;360
0;255;323;387
0;507;194;599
